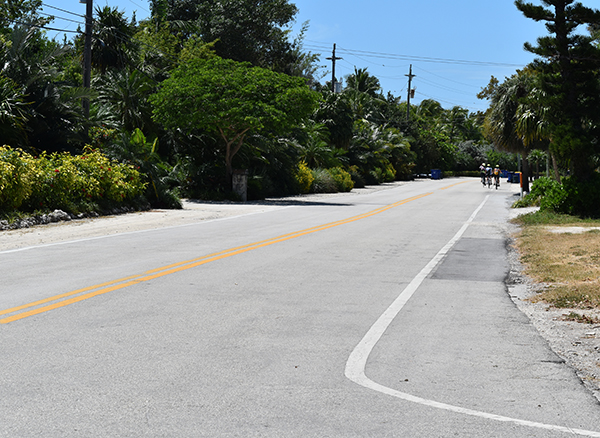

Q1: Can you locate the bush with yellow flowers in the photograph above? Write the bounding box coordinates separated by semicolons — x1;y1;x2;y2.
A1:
0;145;146;215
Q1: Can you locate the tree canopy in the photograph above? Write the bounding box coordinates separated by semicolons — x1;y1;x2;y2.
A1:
150;56;320;180
516;0;600;180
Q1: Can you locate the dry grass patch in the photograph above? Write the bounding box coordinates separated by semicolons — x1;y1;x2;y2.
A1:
515;223;600;310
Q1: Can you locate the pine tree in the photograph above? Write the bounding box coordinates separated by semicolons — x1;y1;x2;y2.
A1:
515;0;600;181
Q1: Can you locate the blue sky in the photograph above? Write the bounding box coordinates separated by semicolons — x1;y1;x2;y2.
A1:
42;0;600;113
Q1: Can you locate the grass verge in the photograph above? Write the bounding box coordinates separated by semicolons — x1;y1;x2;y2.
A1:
512;210;600;317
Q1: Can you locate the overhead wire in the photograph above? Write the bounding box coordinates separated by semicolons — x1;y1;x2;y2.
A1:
39;11;84;26
41;2;84;18
11;19;81;33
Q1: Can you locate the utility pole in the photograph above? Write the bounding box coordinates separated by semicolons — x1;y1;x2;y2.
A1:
406;64;415;121
81;0;93;117
326;43;342;93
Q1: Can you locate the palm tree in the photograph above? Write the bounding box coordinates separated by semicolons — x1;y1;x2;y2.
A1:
95;69;156;134
1;25;89;152
91;6;138;73
345;67;381;97
296;120;339;169
483;72;538;192
0;76;28;147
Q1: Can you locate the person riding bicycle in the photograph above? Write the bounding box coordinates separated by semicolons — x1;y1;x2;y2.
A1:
493;164;501;187
485;164;493;186
479;163;486;186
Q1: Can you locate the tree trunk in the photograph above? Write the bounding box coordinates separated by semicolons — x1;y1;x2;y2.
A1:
220;128;249;190
551;152;561;183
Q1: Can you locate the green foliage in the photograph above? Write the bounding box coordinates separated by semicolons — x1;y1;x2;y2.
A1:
150;56;320;180
0;76;29;147
27;149;145;213
98;128;182;209
515;174;600;218
552;174;600;218
311;168;338;193
0;145;146;214
513;176;561;208
515;1;600;180
0;146;33;210
191;0;298;69
347;165;365;188
295;161;314;194
512;209;599;226
327;167;354;192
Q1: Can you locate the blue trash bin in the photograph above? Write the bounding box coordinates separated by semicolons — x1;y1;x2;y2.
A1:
431;169;442;180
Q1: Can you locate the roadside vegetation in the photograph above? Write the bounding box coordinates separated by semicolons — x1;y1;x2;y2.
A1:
0;0;528;222
513;211;600;324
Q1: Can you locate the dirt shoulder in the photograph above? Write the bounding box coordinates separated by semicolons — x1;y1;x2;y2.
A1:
506;208;600;402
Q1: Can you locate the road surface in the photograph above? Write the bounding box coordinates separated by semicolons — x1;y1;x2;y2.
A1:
1;178;599;437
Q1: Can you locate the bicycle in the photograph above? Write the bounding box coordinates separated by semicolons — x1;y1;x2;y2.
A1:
486;174;492;188
494;176;500;190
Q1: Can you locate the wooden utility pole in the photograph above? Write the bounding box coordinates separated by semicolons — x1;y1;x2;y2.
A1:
326;43;342;92
406;64;415;121
82;0;93;117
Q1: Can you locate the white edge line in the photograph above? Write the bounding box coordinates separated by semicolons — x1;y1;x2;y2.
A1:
0;207;289;255
344;194;600;437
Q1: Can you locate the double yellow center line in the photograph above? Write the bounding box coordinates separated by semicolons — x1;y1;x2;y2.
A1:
1;192;434;324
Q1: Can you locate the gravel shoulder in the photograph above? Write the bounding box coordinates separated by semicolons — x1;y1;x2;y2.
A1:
506;207;600;402
2;180;599;401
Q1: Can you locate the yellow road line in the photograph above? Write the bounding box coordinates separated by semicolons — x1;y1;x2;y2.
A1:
440;180;471;190
1;192;432;324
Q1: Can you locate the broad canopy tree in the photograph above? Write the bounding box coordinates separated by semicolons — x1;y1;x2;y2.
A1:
150;56;320;184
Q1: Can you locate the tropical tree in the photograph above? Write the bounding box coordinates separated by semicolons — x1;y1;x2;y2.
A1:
295;120;340;169
515;0;600;181
479;72;539;192
89;6;138;73
0;75;28;146
153;0;299;70
0;0;46;31
1;25;88;152
95;69;156;134
312;91;354;150
150;56;320;185
345;67;381;97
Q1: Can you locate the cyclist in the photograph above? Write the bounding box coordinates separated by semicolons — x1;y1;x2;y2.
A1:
479;163;486;186
485;164;493;187
493;164;501;188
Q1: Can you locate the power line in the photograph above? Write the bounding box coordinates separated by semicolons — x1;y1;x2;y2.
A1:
12;20;80;33
304;41;525;68
416;76;477;97
39;11;84;26
413;66;481;89
41;2;84;18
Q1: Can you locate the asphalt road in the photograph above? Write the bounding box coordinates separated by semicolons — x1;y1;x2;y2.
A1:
1;178;599;437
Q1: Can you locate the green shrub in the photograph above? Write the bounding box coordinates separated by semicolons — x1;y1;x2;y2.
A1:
327;167;354;192
296;161;314;194
366;169;381;185
348;165;365;188
25;150;145;213
0;146;34;211
555;174;600;218
517;174;600;218
380;162;397;182
513;177;562;209
0;145;147;214
311;168;338;193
